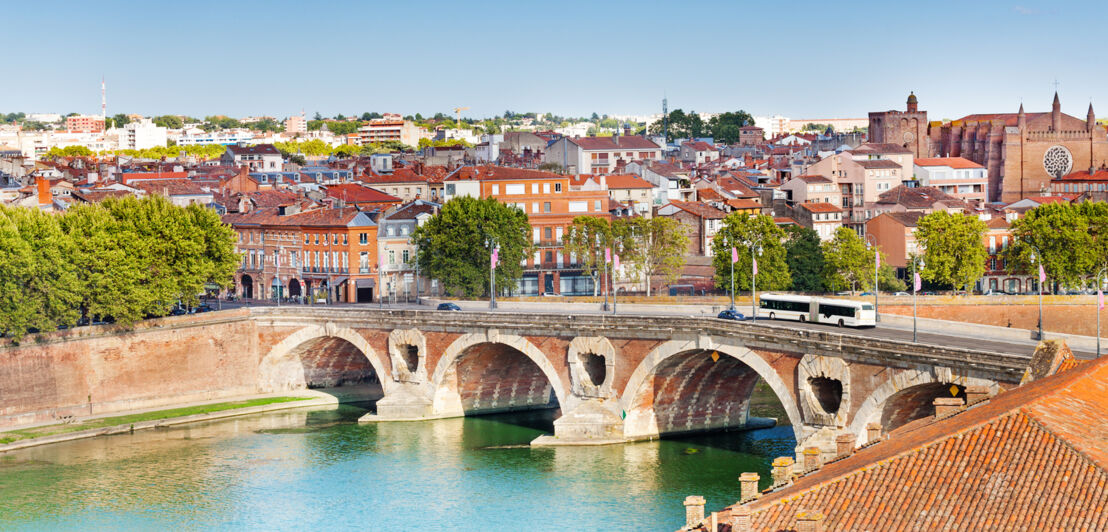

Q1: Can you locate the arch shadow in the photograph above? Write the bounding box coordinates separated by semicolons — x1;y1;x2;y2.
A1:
847;369;998;443
259;324;389;402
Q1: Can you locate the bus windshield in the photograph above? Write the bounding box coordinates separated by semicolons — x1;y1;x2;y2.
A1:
862;304;874;310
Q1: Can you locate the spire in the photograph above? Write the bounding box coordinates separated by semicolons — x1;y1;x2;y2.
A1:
1051;92;1062;132
1087;102;1096;131
1018;102;1026;130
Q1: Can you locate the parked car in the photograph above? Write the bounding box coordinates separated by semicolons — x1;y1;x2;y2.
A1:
860;292;874;296
436;302;462;311
169;307;189;316
717;309;745;321
194;304;215;313
893;292;909;297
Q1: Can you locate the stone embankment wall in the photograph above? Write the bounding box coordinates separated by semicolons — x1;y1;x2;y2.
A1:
882;303;1108;337
0;310;259;428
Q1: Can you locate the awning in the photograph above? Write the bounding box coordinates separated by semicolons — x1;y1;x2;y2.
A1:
330;276;349;285
355;278;375;288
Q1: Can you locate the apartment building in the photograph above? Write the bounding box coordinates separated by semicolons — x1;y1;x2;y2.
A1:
222;143;283;171
66;115;105;134
544;135;662;175
443;165;611;295
805;143;913;232
356;114;425;147
913;157;988;203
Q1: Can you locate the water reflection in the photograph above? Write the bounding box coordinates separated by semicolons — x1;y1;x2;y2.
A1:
0;403;794;531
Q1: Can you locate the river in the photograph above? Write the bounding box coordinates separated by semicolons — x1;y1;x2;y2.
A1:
0;396;794;531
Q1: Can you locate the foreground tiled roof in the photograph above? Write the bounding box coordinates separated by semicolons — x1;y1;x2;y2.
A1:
572;135;660;151
666;200;727;219
877;186;963;209
324;183;401;203
914;156;984;169
604;174;654;189
724;353;1108;531
1055;169;1108;181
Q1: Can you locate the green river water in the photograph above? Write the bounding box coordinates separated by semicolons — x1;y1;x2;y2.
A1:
0;397;795;531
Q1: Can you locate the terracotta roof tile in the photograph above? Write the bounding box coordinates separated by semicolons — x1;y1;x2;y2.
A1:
914;157;984;169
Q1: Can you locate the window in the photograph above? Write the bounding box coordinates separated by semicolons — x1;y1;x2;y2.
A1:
543;183;550;194
492;184;500;195
594;200;602;212
445;183;455;196
568;201;587;213
360;251;369;272
360;233;368;245
343;234;348;245
544;227;552;240
533;227;540;242
388;250;395;265
304;234;309;244
332;234;338;245
314;234;319;245
555;183;562;192
532;202;539;213
505;184;524;195
402;250;409;263
314;251;319;267
532;183;539;194
545;251;553;263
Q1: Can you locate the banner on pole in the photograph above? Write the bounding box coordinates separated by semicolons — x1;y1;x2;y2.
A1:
731;246;738;264
605;247;611;263
752;257;758;276
491;247;499;269
913;272;922;292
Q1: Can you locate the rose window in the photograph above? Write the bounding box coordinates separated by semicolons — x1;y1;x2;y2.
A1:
1043;145;1073;178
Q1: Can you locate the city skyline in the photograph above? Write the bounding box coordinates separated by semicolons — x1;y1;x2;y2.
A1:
3;1;1106;120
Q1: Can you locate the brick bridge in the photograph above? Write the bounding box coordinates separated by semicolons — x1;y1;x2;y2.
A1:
0;307;1030;453
249;307;1026;451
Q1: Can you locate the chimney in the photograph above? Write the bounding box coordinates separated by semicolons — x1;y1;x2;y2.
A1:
803;447;822;471
796;510;825;532
771;457;795;485
36;176;50;206
965;386;990;405
866;422;883;443
729;506;752;532
933;396;965;418
835;433;856;458
739;472;760;501
683;496;706;528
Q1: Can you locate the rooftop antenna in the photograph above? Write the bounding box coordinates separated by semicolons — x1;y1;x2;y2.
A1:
101;76;107;125
662;94;668;144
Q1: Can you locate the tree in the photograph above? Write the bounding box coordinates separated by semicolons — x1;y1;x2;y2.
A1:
152;115;184;129
564;216;613;296
619;217;688;297
361;112;382;121
412;196;531;298
0;206;83;340
915;211;988;292
313;112;323;121
802;123;832;132
784;225;825;291
711;213;791;293
1007;202;1103;289
708;111;755;143
112;113;131;128
332;144;360;158
822;227;872;293
44;146;93;158
878;264;906;292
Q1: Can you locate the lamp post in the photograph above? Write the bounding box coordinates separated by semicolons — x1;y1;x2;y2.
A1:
865;234;880;322
599;233;609;312
611;244;619;315
487;237;498;310
1030;250;1043;341
1096;266;1105;358
913;257;925;343
729;246;736;311
751;242;762;320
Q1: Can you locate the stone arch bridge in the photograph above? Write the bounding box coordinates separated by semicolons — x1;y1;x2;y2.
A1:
0;307;1029;453
250;307;1026;451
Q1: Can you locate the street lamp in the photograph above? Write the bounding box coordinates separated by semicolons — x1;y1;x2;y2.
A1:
865;234;880;322
598;233;609;312
611;243;619;315
913;256;925;343
1030;250;1043;341
1096;266;1106;358
751;242;763;320
486;236;498;310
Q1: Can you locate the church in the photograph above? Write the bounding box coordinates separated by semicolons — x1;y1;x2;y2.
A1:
869;92;1108;203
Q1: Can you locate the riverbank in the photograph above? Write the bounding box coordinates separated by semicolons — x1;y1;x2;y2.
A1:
0;392;344;453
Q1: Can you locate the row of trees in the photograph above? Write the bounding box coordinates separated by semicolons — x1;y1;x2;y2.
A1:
43;144;228;160
0;196;238;340
272;140;413;160
562;216;689;297
1007;202;1108;288
647;109;756;144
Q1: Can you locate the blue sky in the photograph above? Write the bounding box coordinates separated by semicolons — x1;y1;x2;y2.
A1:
3;0;1106;120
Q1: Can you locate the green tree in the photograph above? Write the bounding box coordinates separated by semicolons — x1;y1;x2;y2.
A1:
802;123;832;132
0;206;83;340
822;227;872;293
274;139;332;157
152;115;184;129
326;121;361;136
784;225;825;291
564;216;614;296
708;111;755;143
619;216;688;297
915;211;988;292
711;213;791;293
878;264;906;292
112;113;131;128
412;196;531;298
44;145;94;158
332;144;360;158
1007;203;1096;290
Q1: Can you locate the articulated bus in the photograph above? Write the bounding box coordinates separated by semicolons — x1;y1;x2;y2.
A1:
759;294;876;328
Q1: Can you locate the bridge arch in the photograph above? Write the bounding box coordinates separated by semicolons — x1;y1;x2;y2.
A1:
620;338;805;442
429;330;568;417
847;367;999;444
259;323;389;394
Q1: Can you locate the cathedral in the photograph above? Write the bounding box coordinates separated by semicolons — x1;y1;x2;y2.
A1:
869;92;1108;203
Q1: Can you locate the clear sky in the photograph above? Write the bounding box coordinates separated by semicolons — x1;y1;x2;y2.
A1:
3;0;1106;121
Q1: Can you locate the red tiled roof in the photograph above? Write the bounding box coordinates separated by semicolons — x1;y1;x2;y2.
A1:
604;174;653;189
914;157;984;169
855;159;903;170
792;174;831;184
727;354;1108;532
572;135;660;151
120;171;189;184
877;186;964;209
726;198;761;210
851;142;913;154
131;179;210;196
446;165;563;182
696;188;724;201
773;217;797;225
800;202;841;213
666;200;727;219
685;141;716;152
1055;169;1108;181
324;183;401;204
1023;194;1076;205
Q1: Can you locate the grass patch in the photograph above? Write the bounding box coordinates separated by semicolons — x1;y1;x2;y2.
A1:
0;396;311;444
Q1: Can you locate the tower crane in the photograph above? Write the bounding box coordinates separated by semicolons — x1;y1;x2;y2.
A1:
453;106;470;126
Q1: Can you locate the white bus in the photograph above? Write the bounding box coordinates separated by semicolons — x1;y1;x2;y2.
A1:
759;294;876;328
